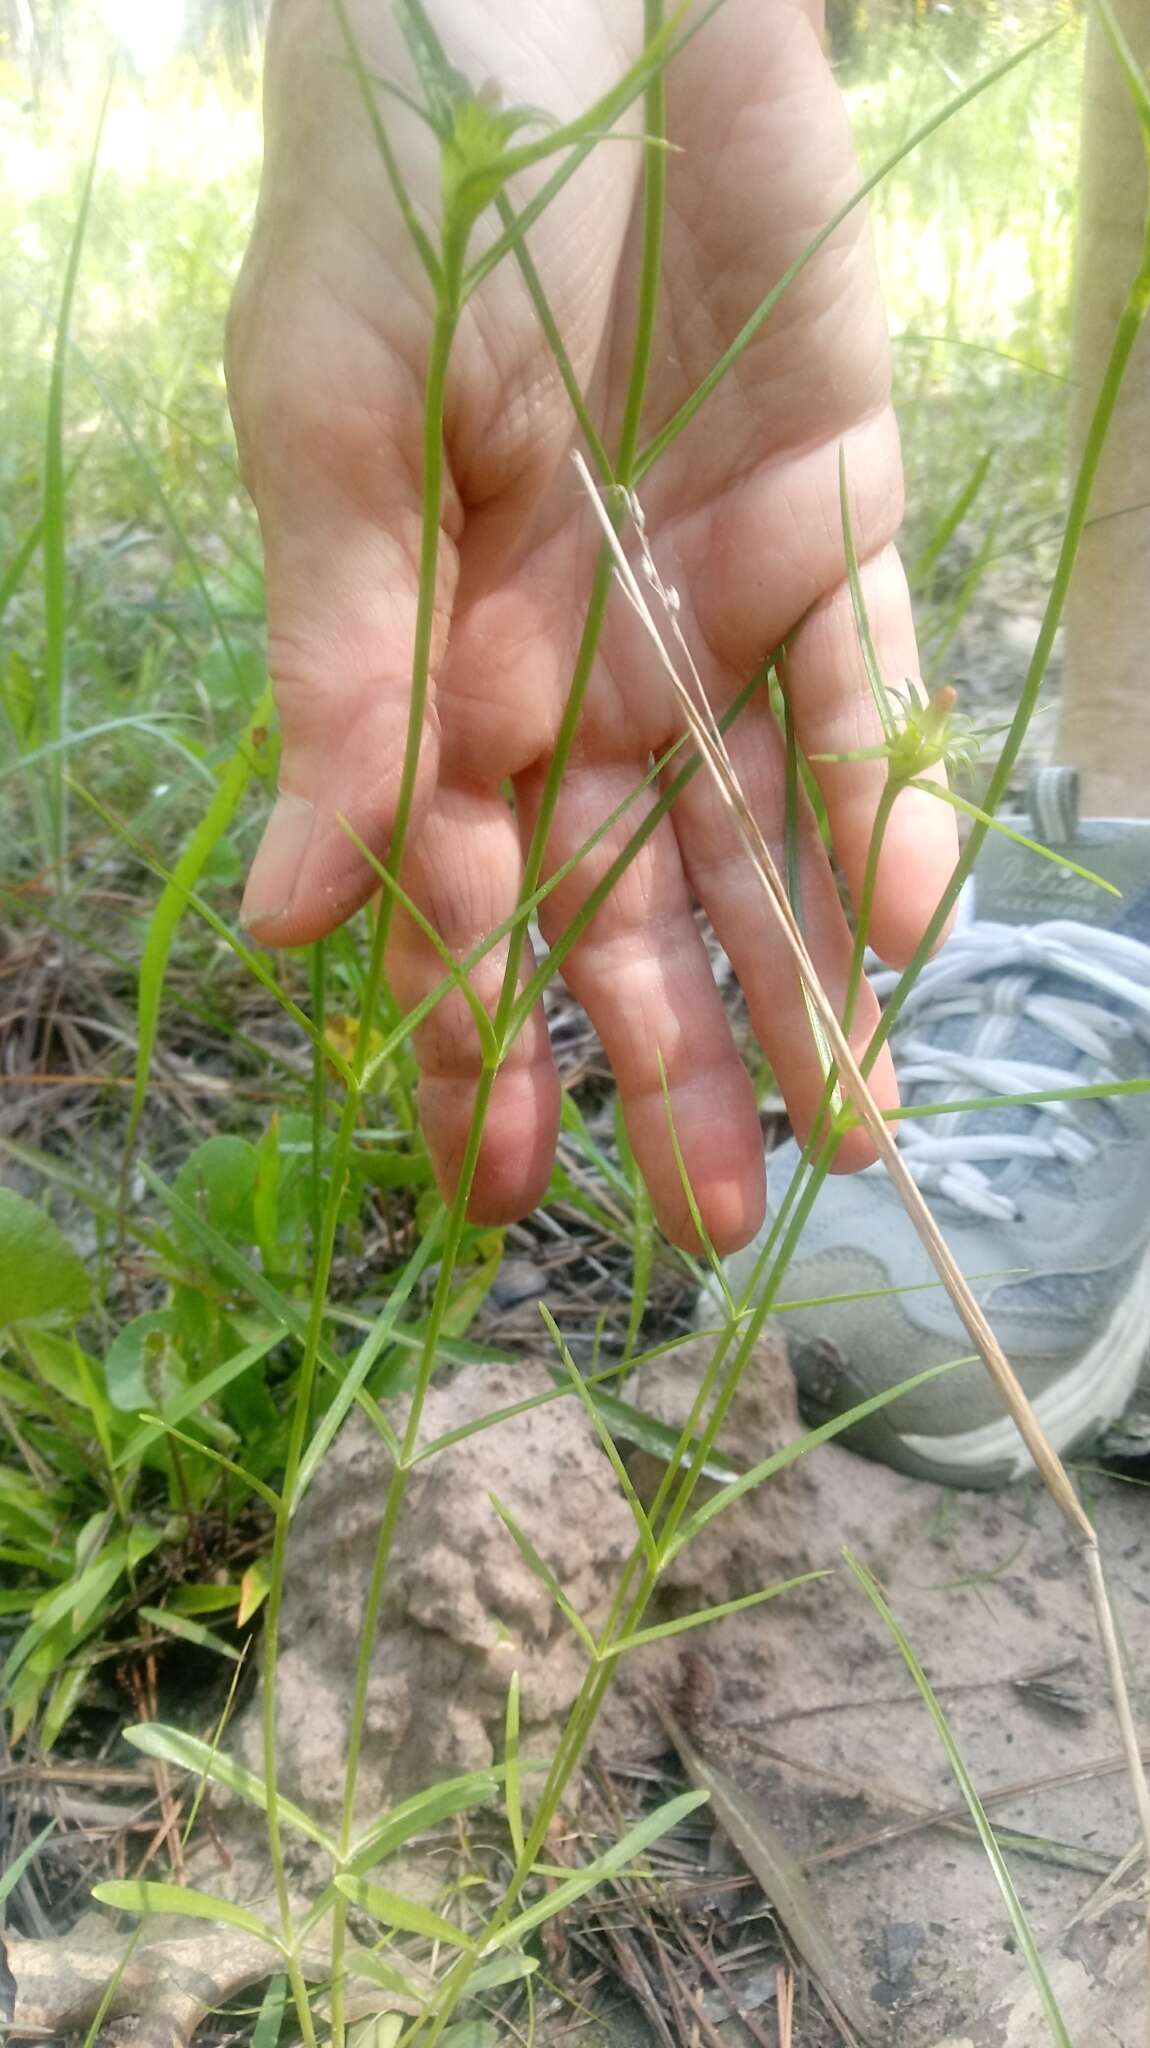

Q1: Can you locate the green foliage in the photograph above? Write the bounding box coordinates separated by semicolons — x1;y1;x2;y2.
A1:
0;1186;91;1324
1;8;1139;2046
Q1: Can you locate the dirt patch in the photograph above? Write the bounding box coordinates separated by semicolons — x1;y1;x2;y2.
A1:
193;1335;1149;2045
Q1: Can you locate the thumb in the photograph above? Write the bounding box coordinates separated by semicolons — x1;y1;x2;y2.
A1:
239;504;449;949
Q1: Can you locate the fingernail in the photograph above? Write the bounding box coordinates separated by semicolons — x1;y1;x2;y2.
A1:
240;793;315;930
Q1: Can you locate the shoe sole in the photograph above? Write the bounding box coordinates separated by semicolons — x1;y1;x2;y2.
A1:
896;1237;1150;1484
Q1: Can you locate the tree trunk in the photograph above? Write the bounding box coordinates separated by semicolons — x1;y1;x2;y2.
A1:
1056;0;1150;815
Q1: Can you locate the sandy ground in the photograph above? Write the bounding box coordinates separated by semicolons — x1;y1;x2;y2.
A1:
196;1332;1147;2048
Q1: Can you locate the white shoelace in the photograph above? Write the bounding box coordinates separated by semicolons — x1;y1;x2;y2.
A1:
870;919;1150;1222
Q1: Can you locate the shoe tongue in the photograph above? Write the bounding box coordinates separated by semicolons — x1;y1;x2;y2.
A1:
975;766;1150;934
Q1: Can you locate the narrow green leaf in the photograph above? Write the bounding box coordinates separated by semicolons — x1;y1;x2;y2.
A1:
297;1221;444;1496
4;1525;163;1683
465;1952;539;1993
123;1723;338;1855
346;1769;506;1874
114;1332;280;1469
342;1950;427;2000
486;1788;709;1949
251;1972;287;2048
636;25;1065;477
910;448;994;593
91;1879;283;1947
0;1819;55;1907
169;1582;242;1615
137;1605;243;1664
135;1415;281;1511
339;818;497;1066
844;1552;1072;2047
839;444;894;737
656;1050;734;1315
611;1571;830;1654
906;779;1121;894
539;1304;657;1573
41;1657;96;1751
487;1492;598;1659
120;684;274;1172
503;1672;524;1866
333;1876;476;1951
669;1357;972;1558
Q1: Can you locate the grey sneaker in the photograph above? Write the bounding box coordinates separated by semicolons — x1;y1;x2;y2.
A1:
722;767;1150;1489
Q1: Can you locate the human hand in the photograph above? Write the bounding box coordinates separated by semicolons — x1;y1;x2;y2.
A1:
226;0;956;1252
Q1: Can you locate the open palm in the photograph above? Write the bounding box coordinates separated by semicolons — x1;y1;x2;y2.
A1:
226;0;955;1250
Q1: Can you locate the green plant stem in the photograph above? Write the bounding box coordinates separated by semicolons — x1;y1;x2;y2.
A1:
309;940;327;1252
259;1088;357;2041
269;267;460;2047
781;671;804;932
323;288;463;2048
360;288;459;1025
615;0;667;483
328;1069;495;2046
497;191;613;481
841;779;898;1038
392;21;674;2043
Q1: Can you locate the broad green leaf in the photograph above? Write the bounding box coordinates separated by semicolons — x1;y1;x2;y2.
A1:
104;1311;188;1413
486;1789;709;1949
0;1591;38;1615
14;1328;99;1410
440;2027;500;2048
91;1879;282;1948
333;1876;476;1952
0;1189;89;1326
142;1163;401;1468
173;1136;259;1252
123;1723;337;1856
487;1493;597;1659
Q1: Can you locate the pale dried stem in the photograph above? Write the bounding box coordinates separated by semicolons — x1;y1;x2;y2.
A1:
574;451;1150;1946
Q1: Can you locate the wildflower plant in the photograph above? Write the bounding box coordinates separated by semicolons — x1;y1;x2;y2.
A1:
5;2;1150;2043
